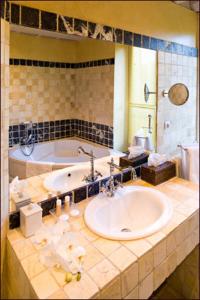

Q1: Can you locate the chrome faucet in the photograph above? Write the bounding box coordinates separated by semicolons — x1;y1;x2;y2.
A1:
101;157;123;197
77;146;102;182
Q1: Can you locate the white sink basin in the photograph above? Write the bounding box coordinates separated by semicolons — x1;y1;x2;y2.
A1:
43;164;108;193
84;186;173;240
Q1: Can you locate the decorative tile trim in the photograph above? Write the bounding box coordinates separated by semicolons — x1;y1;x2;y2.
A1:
1;0;198;57
9;166;141;229
9;119;114;148
9;58;115;68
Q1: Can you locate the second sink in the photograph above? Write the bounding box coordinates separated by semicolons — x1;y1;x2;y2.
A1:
84;186;173;240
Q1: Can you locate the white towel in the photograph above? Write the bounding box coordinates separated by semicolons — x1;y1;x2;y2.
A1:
148;153;167;167
187;145;199;184
128;146;145;159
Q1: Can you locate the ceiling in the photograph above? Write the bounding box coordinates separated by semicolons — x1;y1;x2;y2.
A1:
172;1;199;12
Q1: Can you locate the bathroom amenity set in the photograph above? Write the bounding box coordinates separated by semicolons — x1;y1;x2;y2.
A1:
18;192;85;283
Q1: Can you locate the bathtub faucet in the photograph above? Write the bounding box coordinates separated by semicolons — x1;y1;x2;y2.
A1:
77;146;102;182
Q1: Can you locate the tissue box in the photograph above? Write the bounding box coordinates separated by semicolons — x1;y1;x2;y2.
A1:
20;203;42;238
119;153;149;168
141;161;176;185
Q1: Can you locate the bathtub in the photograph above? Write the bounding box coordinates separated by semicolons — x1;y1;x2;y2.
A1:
9;138;124;179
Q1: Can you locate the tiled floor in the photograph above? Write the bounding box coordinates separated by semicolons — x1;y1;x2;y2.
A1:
151;245;199;299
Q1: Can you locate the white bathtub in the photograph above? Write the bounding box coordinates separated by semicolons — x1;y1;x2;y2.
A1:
9;138;124;179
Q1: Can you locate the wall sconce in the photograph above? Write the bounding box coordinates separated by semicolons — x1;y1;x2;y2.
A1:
144;83;157;103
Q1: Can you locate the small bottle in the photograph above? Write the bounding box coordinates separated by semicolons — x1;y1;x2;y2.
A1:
64;196;70;213
56;198;62;217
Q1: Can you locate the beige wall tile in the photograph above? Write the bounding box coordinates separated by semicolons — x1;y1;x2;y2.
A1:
122;239;152;257
100;276;121;299
12;239;36;260
146;231;166;246
93;238;121;256
80;227;99;242
64;273;99;299
121;262;138;298
88;258;120;290
139;250;154;282
157;52;197;155
154;260;167;290
139;272;153;299
21;252;46;279
108;246;137;272
31;270;60;299
166;232;176;256
153;239;166;268
174;222;186;246
9;65;114;126
7;228;25;245
82;244;104;271
166;250;177;278
124;285;139;299
50;266;68;287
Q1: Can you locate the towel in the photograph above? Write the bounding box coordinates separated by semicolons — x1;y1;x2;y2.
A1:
128;146;145;159
148;153;167;167
187;145;199;184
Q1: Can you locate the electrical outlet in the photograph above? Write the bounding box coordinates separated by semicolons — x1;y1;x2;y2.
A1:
164;121;171;129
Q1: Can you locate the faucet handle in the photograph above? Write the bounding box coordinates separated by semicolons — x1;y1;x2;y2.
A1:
114;179;123;189
95;170;103;177
100;184;106;193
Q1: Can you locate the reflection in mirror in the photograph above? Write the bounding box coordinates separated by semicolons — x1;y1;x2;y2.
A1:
9;27;118;213
9;27;158;216
168;83;189;106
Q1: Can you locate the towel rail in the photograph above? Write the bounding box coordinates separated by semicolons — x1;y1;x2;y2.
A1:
177;144;188;151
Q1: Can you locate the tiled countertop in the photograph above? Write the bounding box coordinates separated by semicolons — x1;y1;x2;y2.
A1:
7;177;199;299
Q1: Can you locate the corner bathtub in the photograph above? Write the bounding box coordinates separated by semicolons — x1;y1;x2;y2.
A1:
9;138;123;179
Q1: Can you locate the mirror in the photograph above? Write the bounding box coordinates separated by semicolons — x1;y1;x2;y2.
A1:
163;83;189;106
9;28;116;213
8;26;157;215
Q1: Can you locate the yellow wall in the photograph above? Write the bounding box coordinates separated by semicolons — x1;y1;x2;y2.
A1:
10;32;77;62
10;32;115;61
128;47;157;148
11;1;198;47
76;39;114;62
113;44;129;151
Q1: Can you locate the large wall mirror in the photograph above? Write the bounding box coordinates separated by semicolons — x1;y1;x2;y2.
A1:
9;24;159;214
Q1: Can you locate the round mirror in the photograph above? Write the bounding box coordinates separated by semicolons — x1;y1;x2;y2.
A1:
168;83;189;106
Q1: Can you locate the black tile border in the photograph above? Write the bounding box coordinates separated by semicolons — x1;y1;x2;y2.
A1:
9;58;115;68
1;0;198;57
9;119;114;149
9;165;143;229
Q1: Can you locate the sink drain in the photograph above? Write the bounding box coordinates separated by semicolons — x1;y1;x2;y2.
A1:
121;228;131;232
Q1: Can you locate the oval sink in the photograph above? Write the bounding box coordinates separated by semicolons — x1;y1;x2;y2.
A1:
84;186;173;240
43;164;108;193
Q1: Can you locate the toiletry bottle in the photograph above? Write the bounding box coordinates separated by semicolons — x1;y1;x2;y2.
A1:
64;195;70;213
56;198;62;217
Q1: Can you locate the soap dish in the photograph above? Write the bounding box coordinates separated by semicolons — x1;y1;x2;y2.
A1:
49;207;69;221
